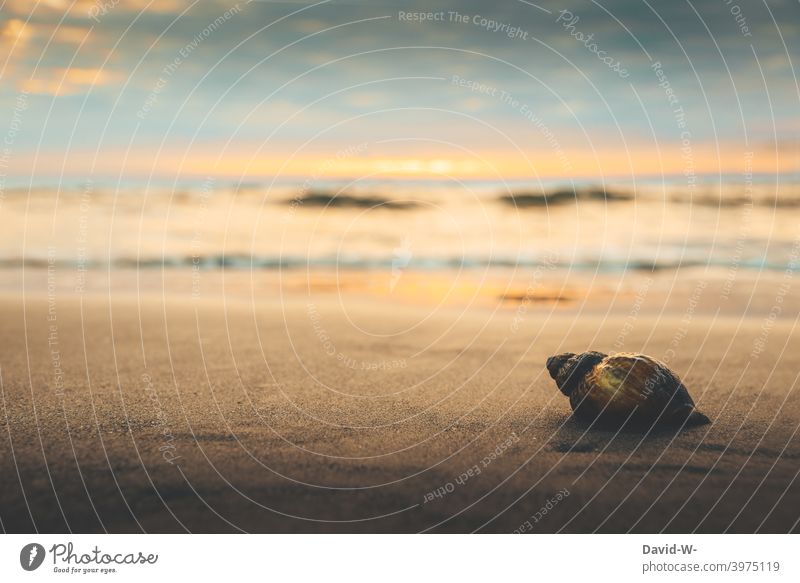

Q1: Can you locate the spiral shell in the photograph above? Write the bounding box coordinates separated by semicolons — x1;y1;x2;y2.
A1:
546;351;710;429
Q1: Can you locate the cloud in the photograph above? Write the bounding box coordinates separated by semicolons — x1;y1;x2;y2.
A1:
0;18;93;64
1;0;189;19
53;24;93;44
19;67;121;95
1;0;799;181
1;0;97;18
0;18;30;45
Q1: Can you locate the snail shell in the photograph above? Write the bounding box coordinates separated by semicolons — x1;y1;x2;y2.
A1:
546;351;710;429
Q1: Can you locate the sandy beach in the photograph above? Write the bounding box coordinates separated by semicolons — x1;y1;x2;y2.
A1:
1;268;798;533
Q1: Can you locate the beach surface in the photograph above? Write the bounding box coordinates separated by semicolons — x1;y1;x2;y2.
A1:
1;268;799;533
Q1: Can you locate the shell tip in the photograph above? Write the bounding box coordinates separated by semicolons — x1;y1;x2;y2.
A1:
546;353;574;379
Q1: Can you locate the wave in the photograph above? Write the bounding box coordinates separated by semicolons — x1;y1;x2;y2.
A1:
669;194;800;207
3;254;795;273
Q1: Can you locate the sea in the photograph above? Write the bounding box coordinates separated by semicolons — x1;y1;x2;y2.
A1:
2;175;799;274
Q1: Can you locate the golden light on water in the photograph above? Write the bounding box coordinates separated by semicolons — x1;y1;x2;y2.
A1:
13;143;790;180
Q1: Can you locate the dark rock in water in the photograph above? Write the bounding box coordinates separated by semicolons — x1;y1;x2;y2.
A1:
546;351;710;430
287;192;417;210
500;188;632;207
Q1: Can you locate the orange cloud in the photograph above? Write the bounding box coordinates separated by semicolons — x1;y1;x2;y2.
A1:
0;18;30;44
1;0;96;18
1;19;92;72
1;0;187;19
0;18;91;47
19;67;121;96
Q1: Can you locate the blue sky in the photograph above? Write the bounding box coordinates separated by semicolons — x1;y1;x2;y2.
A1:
1;0;798;182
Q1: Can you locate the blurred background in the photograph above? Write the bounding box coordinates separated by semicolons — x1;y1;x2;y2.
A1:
1;0;799;291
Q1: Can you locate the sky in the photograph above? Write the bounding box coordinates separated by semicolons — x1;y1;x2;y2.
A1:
1;0;799;184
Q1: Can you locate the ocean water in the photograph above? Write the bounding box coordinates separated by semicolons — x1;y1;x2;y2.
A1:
1;179;799;273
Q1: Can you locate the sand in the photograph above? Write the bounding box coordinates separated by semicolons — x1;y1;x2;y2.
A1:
1;268;799;533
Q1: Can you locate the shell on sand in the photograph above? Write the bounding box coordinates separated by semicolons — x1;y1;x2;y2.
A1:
546;351;710;429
